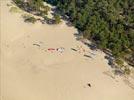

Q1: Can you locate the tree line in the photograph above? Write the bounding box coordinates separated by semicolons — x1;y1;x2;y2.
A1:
44;0;134;67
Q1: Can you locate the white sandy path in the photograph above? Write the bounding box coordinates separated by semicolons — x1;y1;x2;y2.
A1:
0;0;134;100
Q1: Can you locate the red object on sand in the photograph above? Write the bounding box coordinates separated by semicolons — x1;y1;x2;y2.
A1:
48;48;55;51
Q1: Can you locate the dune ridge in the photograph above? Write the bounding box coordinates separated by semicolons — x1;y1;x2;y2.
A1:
0;0;134;100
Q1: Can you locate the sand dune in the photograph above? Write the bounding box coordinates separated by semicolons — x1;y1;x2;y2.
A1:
0;0;134;100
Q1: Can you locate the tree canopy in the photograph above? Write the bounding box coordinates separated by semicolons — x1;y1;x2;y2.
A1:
45;0;134;66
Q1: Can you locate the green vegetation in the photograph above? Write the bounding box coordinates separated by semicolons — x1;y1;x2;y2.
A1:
54;14;61;24
13;0;50;17
45;0;134;67
13;0;22;4
9;6;21;13
115;58;124;68
124;67;131;75
22;14;37;23
12;0;53;24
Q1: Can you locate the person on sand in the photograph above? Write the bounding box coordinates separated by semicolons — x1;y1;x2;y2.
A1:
76;45;86;54
87;83;91;87
57;47;65;53
76;45;81;53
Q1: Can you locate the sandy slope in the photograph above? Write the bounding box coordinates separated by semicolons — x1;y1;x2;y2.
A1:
0;0;134;100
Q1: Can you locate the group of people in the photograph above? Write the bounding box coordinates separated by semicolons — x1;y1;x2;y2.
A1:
33;43;95;58
33;43;65;53
47;47;65;53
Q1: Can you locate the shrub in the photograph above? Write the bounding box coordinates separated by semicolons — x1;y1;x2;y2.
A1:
13;0;22;4
24;16;37;23
9;6;21;13
42;6;51;15
54;14;61;24
115;58;124;68
22;14;37;23
124;67;131;75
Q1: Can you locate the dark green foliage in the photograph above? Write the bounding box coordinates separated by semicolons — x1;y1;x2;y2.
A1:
54;14;61;24
13;0;22;4
115;58;124;67
45;0;134;66
24;16;37;23
124;67;131;75
13;0;50;16
27;0;44;11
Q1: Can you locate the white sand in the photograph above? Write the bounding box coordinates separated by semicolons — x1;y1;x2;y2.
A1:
1;0;134;100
